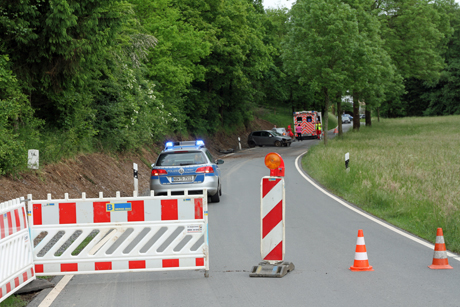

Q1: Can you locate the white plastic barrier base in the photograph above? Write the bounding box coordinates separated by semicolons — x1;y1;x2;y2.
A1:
27;191;209;277
0;198;35;303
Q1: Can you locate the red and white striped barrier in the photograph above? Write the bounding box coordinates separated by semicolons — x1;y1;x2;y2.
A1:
250;153;294;278
261;177;285;262
0;198;35;303
30;192;204;225
27;191;209;277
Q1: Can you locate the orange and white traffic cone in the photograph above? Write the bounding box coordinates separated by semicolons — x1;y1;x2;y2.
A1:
334;127;338;134
428;228;453;269
350;229;374;271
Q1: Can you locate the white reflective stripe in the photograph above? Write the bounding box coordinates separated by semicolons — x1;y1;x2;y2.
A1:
356;237;365;245
41;203;59;225
41;263;60;274
434;251;448;259
145;259;162;269
262;178;283;217
18;208;26;230
144;199;162;221
79;262;93;272
179;258;195;267
354;252;369;261
76;201;93;224
435;236;445;244
111;210;127;223
262;222;283;259
178;199;194;220
112;260;129;270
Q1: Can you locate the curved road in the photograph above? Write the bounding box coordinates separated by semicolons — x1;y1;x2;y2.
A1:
30;128;460;306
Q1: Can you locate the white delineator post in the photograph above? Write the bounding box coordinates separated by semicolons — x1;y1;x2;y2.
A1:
133;163;138;195
238;137;242;150
345;152;350;170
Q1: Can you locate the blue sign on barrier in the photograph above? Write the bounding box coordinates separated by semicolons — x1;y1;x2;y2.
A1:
106;203;132;212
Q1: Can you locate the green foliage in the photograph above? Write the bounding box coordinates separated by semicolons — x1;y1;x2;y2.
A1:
179;0;273;133
0;0;458;177
402;2;460;116
0;55;42;175
376;0;454;117
283;0;374;142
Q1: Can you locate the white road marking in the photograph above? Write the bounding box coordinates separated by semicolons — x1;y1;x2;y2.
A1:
38;275;74;307
295;151;460;261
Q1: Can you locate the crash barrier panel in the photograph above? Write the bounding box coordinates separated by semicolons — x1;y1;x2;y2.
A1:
27;190;209;277
0;197;36;303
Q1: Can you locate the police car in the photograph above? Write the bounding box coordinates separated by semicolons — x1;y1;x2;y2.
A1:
150;140;224;202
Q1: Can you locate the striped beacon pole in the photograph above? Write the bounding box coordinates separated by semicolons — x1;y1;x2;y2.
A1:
250;152;295;278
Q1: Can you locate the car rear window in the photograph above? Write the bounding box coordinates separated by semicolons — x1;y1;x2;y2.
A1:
156;151;207;166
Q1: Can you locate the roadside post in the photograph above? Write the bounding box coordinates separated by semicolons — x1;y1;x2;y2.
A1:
133;163;138;195
345;152;350;171
250;152;295;278
238;137;242;150
28;150;39;169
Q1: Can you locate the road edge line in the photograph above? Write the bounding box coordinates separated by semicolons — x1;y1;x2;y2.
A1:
295;151;460;262
38;274;74;307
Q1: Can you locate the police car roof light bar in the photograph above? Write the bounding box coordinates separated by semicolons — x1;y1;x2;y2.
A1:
164;140;205;150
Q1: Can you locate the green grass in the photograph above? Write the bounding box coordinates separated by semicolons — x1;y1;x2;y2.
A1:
257;106;293;128
302;116;460;253
0;295;28;307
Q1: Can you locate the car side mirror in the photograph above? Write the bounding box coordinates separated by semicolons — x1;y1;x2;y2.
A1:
151;163;155;168
216;159;224;165
269;134;273;137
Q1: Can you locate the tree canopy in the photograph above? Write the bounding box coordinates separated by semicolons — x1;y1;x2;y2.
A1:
0;0;458;174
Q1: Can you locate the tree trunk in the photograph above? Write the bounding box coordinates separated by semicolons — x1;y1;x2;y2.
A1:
353;93;360;131
377;106;380;122
337;94;342;136
323;87;329;145
365;105;371;127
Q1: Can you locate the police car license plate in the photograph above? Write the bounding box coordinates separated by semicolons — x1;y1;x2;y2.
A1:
172;176;194;182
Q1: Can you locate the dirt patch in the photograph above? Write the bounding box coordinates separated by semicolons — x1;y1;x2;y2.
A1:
1;118;274;305
0;118;274;202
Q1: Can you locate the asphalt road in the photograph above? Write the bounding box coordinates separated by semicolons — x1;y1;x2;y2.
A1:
30;125;460;307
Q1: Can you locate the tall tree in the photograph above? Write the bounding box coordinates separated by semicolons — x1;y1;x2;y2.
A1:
375;0;453;116
283;0;365;144
177;0;273;133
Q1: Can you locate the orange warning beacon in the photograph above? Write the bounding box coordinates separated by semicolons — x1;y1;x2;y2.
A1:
264;152;285;177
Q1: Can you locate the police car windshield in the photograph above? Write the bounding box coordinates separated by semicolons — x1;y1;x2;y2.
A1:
156;151;207;166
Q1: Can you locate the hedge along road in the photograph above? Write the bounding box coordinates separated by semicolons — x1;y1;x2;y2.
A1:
30;127;459;307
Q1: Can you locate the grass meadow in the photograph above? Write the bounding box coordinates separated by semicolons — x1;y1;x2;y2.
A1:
303;116;460;252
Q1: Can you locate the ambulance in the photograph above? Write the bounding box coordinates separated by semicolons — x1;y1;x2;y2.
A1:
293;111;322;140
